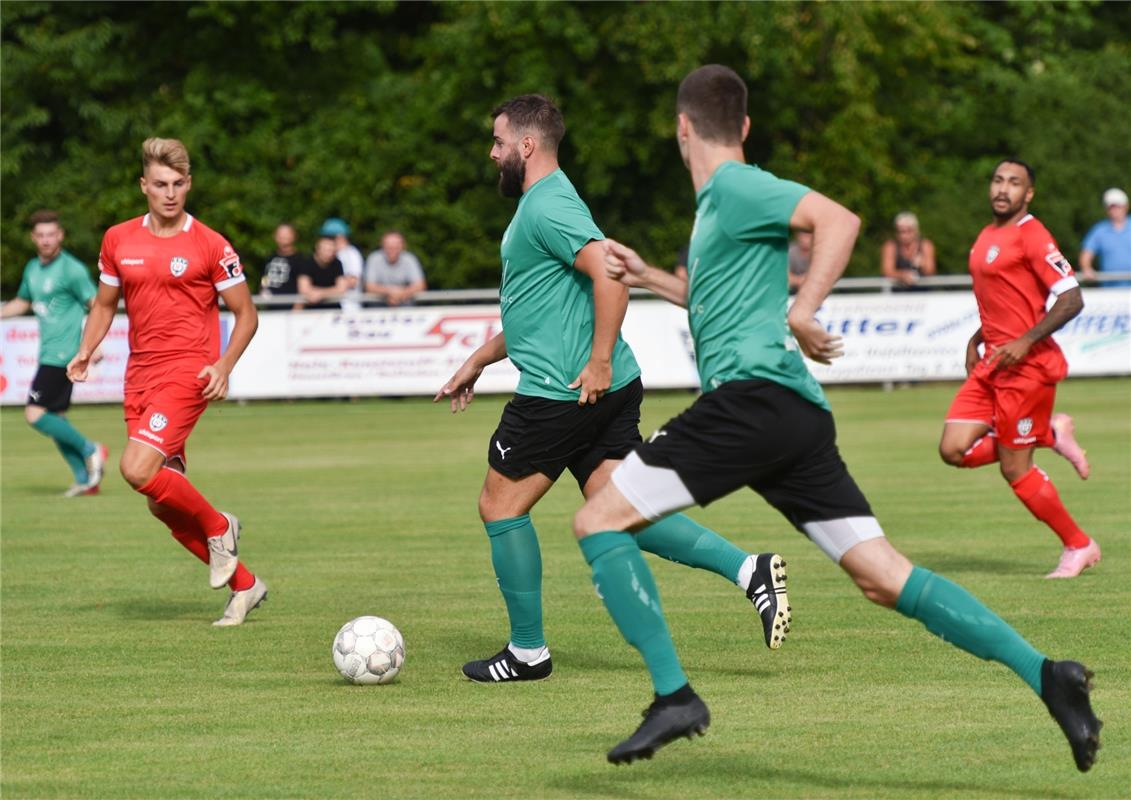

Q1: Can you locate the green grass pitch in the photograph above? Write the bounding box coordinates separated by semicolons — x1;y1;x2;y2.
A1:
2;379;1128;799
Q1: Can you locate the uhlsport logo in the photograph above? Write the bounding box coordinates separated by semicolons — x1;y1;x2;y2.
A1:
149;412;169;432
170;257;189;277
1017;417;1033;437
986;245;1000;264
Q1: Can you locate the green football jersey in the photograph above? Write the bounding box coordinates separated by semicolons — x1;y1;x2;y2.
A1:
16;250;97;367
499;169;640;400
686;160;829;410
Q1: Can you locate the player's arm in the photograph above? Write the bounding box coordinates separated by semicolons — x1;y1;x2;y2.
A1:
880;240;900;281
67;281;120;382
603;239;689;307
965;326;984;375
569;240;625;405
434;331;508;413
919;239;938;276
986;287;1083;371
0;297;31;318
786;191;860;364
200;281;258;401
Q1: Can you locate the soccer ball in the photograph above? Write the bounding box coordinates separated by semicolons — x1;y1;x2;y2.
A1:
332;616;405;685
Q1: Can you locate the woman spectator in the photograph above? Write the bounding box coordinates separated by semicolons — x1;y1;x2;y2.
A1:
881;211;936;290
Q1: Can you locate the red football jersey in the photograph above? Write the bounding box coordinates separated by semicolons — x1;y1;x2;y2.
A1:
967;213;1078;383
99;214;244;387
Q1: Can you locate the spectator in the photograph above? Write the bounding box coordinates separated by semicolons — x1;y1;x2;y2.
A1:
788;230;813;291
364;230;427;306
881;211;936;290
1079;188;1131;287
296;235;348;309
260;223;305;307
320;217;364;310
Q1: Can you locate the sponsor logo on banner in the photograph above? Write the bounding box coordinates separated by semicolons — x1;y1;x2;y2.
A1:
170;257;189;277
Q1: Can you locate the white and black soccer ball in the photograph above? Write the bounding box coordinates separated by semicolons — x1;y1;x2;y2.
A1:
332;616;405;685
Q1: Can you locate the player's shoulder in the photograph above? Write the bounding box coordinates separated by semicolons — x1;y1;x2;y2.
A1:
1017;214;1059;247
185;215;231;247
103;215;146;242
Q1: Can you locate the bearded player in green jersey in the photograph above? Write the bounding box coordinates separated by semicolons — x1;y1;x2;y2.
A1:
435;95;790;684
576;65;1101;770
1;210;108;495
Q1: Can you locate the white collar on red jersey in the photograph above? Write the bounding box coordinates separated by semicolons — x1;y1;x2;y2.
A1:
141;213;194;232
1016;214;1034;227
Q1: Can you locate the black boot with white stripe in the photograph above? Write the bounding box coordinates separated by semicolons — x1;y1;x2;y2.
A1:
462;645;553;683
745;553;791;650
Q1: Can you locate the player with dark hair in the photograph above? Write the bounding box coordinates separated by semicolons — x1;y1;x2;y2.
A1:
435;93;790;684
2;210;108;496
938;159;1098;578
68;137;267;626
579;64;1101;770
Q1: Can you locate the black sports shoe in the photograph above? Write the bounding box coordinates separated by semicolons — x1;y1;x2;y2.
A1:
607;687;710;765
462;646;552;683
1041;659;1102;772
746;553;791;649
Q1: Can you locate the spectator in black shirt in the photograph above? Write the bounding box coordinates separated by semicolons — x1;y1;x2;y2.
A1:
296;236;348;310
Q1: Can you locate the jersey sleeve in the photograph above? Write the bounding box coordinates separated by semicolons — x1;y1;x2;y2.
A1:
1022;221;1078;296
532;193;604;269
211;235;246;291
16;265;31;300
98;229;121;287
722;169;809;242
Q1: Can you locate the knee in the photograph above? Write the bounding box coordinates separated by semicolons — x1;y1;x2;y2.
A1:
999;462;1028;483
24;406;45;426
477;488;496;523
938;442;965;467
119;456;158;490
855;578;902;608
573;502;609;541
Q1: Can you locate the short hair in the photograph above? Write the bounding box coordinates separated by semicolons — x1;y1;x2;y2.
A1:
994;158;1035;185
491;95;565;150
29;209;60;228
142;137;191;176
893;211;919;231
677;65;747;145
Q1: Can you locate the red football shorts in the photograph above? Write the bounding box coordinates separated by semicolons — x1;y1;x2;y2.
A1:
124;377;209;464
946;363;1057;450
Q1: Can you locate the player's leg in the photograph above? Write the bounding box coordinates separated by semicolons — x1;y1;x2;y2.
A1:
25;366;107;491
939;374;998;468
1050;412;1090;479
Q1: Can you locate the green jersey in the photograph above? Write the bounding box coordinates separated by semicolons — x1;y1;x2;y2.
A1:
16;250;97;367
686;161;828;410
499;169;640;400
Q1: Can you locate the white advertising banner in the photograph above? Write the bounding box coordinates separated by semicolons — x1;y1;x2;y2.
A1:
2;290;1127;404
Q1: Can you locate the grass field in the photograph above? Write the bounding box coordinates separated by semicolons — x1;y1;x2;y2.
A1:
2;380;1129;799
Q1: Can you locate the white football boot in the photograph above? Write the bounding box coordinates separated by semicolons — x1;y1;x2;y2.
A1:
213;577;268;627
207;512;241;589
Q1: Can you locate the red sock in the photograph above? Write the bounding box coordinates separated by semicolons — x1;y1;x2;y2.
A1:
1010;466;1090;548
138;467;228;538
960;435;999;468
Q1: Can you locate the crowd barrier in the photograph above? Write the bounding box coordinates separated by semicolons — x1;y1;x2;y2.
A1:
2;286;1129;404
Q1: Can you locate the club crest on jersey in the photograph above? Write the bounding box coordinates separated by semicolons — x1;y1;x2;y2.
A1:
170;256;189;277
1017;417;1033;437
149;413;168;432
985;245;1000;264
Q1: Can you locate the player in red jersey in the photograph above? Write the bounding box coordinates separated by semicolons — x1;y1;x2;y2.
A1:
68;138;268;624
939;159;1099;579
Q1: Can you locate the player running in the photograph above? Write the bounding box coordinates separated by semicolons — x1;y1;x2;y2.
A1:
67;138;267;626
577;65;1101;770
938;160;1099;578
2;210;108;496
435;95;789;684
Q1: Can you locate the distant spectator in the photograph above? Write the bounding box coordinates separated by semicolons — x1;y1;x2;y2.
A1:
881;211;936;290
260;223;305;306
1079;188;1131;287
320;217;364;310
675;244;690;282
296;235;348;309
788;230;813;291
364;230;427;306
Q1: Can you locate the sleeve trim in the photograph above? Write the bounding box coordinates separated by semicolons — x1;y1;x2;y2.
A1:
1049;276;1079;296
214;275;246;292
99;273;121;287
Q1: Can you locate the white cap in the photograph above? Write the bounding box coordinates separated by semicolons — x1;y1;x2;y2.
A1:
1103;187;1128;207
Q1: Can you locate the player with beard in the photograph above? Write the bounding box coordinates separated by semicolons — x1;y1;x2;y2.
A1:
577;65;1100;770
938;160;1098;578
435;94;791;684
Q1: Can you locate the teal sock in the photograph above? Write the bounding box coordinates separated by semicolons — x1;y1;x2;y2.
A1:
897;566;1046;695
32;413;95;458
53;439;90;483
579;531;687;696
485;515;544;649
636;513;748;583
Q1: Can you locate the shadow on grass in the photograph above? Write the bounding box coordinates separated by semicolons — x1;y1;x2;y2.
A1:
98;598;213;621
915;553;1038;576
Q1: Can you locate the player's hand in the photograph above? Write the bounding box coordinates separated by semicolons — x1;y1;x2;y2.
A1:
964;339;982;376
603;239;648;287
568;358;612;405
788;314;844;365
91;346;105;366
434;359;484;413
198;363;231;401
66;351;92;383
985;337;1032;371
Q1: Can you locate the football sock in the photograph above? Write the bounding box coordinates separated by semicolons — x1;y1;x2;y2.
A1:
485;515;544;649
897;566;1045;695
137;467;229;538
959;434;999;468
52;439;90;483
508;644;550;665
579;531;687;696
636;513;748;584
154;504;255;591
1010;466;1090;549
33;413;96;460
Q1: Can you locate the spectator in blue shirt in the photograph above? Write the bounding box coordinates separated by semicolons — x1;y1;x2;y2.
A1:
1079;188;1131;287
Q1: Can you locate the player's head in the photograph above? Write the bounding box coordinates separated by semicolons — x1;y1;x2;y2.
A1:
140;138;192;222
29;209;64;262
676;65;751;164
894;211;920;242
314;235;337;265
989;159;1035;222
381;230;406;262
1103;187;1128;224
490;94;565;198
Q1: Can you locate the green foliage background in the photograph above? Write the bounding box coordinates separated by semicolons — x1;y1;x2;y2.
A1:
3;1;1129;292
